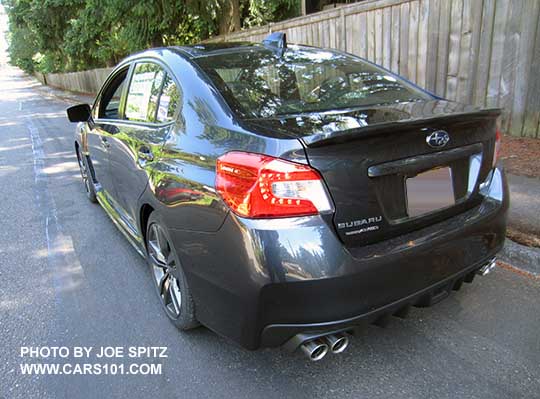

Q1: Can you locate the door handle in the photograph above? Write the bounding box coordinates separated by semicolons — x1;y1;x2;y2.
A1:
100;136;110;149
138;147;154;163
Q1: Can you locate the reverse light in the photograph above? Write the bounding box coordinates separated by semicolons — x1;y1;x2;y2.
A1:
216;152;333;218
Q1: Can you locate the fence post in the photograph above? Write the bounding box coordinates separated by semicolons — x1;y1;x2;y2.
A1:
340;7;346;51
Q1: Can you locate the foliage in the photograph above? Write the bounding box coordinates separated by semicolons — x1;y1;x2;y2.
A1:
5;25;36;72
4;0;300;74
244;0;299;28
4;0;85;72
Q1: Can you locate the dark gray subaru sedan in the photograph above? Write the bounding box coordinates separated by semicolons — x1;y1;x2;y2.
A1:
67;33;508;361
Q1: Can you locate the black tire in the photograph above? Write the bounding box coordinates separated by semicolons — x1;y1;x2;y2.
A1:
76;146;97;203
146;212;199;330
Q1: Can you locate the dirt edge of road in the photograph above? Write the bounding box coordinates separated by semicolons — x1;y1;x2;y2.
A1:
506;228;540;249
500;239;540;279
497;260;539;281
501;135;540;179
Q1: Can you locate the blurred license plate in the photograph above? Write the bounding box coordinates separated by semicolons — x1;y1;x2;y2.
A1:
406;167;454;217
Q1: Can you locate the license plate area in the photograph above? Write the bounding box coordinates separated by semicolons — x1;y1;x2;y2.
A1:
406;167;455;218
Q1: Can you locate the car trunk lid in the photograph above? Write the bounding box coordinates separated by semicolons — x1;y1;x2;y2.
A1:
244;100;501;247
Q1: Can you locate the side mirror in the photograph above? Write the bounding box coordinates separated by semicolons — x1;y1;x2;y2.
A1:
66;103;92;123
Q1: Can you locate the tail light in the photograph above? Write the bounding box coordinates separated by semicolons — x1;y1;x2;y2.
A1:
216;152;333;218
493;128;502;167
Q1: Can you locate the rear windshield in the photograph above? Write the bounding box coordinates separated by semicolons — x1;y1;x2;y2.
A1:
194;46;432;118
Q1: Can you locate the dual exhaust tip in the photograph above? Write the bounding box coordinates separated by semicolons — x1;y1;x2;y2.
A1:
477;257;497;276
300;333;349;361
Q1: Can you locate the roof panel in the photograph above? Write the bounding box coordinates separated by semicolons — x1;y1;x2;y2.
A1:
170;42;263;57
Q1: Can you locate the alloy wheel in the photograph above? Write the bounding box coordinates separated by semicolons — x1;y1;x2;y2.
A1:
147;223;182;319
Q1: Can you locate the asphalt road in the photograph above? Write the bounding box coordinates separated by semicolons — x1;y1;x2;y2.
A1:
0;65;539;399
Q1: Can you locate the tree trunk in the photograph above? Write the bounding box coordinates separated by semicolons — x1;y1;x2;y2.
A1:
150;33;163;48
219;0;241;35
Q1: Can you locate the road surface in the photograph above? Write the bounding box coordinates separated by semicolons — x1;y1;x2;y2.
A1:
0;67;539;399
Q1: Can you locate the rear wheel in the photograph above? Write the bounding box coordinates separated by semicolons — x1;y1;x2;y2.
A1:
146;212;199;330
76;146;97;203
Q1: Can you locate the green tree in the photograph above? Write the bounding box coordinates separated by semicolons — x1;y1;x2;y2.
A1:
5;0;300;74
5;0;84;72
5;25;36;72
244;0;299;28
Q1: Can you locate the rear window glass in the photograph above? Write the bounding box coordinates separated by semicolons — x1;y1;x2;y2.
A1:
195;46;432;118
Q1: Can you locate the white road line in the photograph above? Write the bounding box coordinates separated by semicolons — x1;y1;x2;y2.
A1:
26;116;87;295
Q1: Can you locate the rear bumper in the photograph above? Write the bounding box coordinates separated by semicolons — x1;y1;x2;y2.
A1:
170;165;509;350
263;255;498;350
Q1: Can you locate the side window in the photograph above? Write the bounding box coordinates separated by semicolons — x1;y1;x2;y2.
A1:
125;63;165;123
156;74;180;123
98;68;128;119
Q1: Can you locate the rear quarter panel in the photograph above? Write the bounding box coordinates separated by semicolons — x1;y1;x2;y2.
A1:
141;50;306;233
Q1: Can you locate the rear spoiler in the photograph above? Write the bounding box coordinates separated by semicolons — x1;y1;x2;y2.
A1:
301;108;501;148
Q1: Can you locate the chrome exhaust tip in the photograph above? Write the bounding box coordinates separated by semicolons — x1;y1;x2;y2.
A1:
323;333;349;354
477;257;497;276
300;339;329;361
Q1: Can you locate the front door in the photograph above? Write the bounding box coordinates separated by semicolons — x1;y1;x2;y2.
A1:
86;123;115;196
89;67;130;199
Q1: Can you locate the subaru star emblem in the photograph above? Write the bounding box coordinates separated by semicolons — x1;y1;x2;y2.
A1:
426;130;450;148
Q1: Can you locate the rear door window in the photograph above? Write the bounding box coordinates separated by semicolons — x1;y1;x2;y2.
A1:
125;63;165;123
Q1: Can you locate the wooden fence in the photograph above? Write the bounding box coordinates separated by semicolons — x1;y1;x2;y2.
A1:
38;68;114;95
208;0;540;138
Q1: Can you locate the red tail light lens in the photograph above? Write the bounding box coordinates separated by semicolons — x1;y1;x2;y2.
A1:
216;152;333;218
493;128;502;167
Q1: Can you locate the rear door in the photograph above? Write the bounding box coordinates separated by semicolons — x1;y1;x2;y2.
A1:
107;61;180;231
